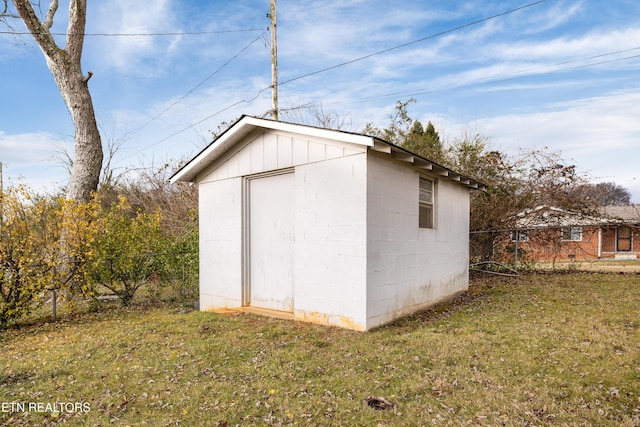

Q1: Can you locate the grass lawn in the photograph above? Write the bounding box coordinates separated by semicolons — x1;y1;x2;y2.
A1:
1;273;639;426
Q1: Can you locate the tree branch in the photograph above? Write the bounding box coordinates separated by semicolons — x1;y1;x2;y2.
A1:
65;0;86;62
12;0;59;58
1;0;19;18
44;0;58;29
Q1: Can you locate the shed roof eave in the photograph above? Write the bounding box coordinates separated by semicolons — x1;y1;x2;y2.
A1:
241;116;375;147
369;137;486;191
169;116;487;191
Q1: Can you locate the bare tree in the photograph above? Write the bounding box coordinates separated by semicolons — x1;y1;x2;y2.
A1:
2;0;102;201
577;182;631;206
277;103;353;130
363;99;416;145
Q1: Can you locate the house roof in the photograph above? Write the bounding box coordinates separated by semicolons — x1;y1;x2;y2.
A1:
602;205;640;223
170;115;487;191
515;206;601;228
515;205;640;229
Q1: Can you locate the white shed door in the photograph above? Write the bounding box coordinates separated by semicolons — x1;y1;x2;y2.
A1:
248;172;295;312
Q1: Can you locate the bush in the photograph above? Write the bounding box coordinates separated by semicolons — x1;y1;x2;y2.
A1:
163;222;199;303
0;181;198;326
85;196;169;306
0;185;59;326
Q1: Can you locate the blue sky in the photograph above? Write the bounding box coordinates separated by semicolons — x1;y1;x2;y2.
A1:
1;0;639;202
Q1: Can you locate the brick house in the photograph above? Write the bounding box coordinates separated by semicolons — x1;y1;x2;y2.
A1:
510;205;640;261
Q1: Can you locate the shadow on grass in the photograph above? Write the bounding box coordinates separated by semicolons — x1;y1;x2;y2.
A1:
0;371;35;385
0;299;187;334
377;273;510;332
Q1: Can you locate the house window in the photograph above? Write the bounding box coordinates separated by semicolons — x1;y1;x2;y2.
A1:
419;177;434;229
561;226;582;241
511;230;528;242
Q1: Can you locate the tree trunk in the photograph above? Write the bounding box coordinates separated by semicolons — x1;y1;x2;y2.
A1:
13;0;102;202
46;56;103;202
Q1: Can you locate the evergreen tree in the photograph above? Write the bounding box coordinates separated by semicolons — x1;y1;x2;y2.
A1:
402;120;445;163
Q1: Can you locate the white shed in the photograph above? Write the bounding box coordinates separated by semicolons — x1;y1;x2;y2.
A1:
171;116;485;331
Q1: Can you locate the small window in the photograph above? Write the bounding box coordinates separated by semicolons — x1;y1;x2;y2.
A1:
511;230;528;242
419;178;434;229
561;226;582;241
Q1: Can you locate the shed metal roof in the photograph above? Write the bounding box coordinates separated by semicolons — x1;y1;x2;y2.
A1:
170;115;487;191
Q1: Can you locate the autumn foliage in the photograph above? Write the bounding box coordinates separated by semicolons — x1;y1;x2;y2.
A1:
0;184;197;327
0;185;59;326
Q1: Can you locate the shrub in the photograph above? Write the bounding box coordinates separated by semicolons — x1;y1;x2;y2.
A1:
0;181;197;325
163;222;199;303
0;185;59;326
85;196;169;306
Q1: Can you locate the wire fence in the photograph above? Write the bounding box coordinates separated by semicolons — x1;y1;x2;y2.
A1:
96;250;199;300
470;225;640;275
43;250;199;318
36;227;640;319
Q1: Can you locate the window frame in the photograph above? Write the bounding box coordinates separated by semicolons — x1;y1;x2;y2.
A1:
418;177;435;229
511;230;529;242
561;226;583;242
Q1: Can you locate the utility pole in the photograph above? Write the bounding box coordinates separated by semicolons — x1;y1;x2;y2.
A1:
269;0;278;120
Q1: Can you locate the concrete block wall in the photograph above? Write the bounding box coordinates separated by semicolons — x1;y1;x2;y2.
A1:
366;153;469;329
198;177;243;310
196;129;369;328
417;176;470;302
293;154;369;330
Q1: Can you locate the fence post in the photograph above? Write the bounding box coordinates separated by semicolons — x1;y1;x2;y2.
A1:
181;253;186;298
52;289;57;320
514;230;519;270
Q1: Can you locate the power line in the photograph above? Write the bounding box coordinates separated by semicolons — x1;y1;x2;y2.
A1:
481;46;640;83
121;88;271;162
123;32;266;139
0;28;266;37
326;46;640;106
119;32;267;161
278;0;548;86
125;1;640;156
136;0;550;152
159;43;640;148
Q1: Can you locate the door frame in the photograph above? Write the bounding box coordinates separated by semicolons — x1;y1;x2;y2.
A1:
241;168;295;308
616;226;633;252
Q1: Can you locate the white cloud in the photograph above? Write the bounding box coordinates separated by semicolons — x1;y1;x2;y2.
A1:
389;25;640;96
491;27;640;62
0;131;69;191
482;89;640;151
0;131;60;165
89;0;181;74
105;75;274;169
279;0;461;71
471;89;640;201
519;0;584;34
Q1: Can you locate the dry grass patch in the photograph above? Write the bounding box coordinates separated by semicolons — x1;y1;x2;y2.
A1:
532;259;640;273
1;273;639;426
